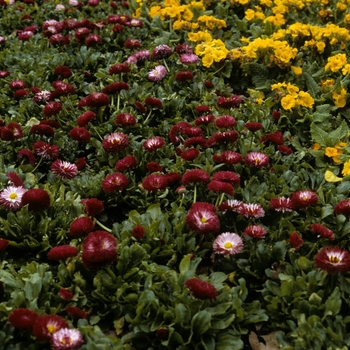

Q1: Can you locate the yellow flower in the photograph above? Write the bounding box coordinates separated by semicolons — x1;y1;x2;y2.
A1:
344;14;350;24
188;31;212;43
256;97;263;104
281;95;296;110
245;9;256;21
316;41;326;53
296;91;314;108
148;6;162;18
311;143;321;150
333;89;347;108
228;49;241;60
286;83;299;96
342;160;350;176
336;2;347;11
291;66;302;75
325;147;343;162
342;64;350;75
324;53;347;72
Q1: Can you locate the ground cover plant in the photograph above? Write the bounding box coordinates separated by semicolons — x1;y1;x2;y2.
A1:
1;0;350;348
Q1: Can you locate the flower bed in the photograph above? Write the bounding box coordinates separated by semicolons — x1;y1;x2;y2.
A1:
1;0;350;349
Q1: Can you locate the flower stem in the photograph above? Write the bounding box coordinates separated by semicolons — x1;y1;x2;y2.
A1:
32;157;43;173
90;123;103;141
94;218;112;233
144;110;153;124
193;184;197;203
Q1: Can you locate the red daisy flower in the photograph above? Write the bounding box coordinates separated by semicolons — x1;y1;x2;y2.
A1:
194;105;210;114
185;202;220;235
21;189;51;212
183;136;207;148
43;101;62;117
102;82;129;94
85;33;102;47
261;131;284;144
109;63;131;75
0;186;26;211
146;162;163;173
238;203;265;218
65;306;88;320
30;124;55;137
54;65;72;78
59;288;74;300
9;80;26;90
181;148;200;161
33;140;60;160
291;190;318;209
215;115;236;129
75;157;86;170
277;145;293;155
314;246;350;274
134;101;147;113
243;225;267;238
82;231;118;269
181;127;203;137
69;216;94;237
6;172;24;187
81;198;104;217
69;127;91;143
85;92;110;108
40;120;60;129
77;111;96;127
334;199;350;216
124;38;141;49
74;27;90;42
244;122;263;131
17;148;36;166
194;114;215;126
212;171;240;187
102;173;129;193
175;71;194;82
142;174;168;193
0;238;9;251
152;44;172;59
184;278;218;300
132;225;145;239
211;130;239;145
212;151;243;165
269;197;293;212
50;159;78;180
13;89;30;99
164;171;181;185
144;97;163;108
8;308;39;331
33;315;69;341
47;245;78;260
102;132;129;154
213;232;244;254
207;180;234;196
115;155;137;172
143;136;165;152
115;113;136;127
245;152;270;168
182;169;210;185
310;223;335;240
289;232;303;250
2;122;23;140
175;43;193;54
272;110;281;121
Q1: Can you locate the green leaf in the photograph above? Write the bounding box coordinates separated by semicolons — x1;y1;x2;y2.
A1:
216;330;244;350
303;72;320;97
310;123;331;147
324;287;341;318
191;310;211;335
272;241;286;262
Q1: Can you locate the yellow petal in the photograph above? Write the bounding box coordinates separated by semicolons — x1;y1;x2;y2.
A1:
324;170;342;182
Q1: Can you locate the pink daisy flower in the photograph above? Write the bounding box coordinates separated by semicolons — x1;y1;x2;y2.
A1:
213;232;244;254
245;152;270;167
148;65;167;82
314;246;350;274
50;160;78;180
238;203;265;218
51;328;83;350
0;186;26;211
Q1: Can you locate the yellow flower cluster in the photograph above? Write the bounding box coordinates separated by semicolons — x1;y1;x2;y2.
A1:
332;89;347;108
272;82;314;110
324;53;347;72
197;15;226;30
325;142;346;163
240;38;298;67
245;7;266;21
195;39;229;67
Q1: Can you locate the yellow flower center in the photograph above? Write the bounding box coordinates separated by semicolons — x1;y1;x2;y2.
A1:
9;193;17;200
329;255;340;263
224;242;233;249
47;324;57;334
200;216;207;223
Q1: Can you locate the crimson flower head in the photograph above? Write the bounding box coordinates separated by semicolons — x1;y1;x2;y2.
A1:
142;174;168;193
244;121;263;131
80;198;104;218
207;180;234;196
195;114;215;126
30;124;55;137
69;216;94;237
261;131;284;144
109;63;131;75
180;53;199;64
54;65;73;78
9;80;26;90
103;82;129;94
1;122;23;140
47;245;78;260
77;111;96;127
43;101;62;117
0;238;9;251
85;92;110;108
175;43;193;54
146;162;163;173
181;148;200;161
65;306;88;320
314;246;350;274
278;145;293;155
59;288;74;300
82;231;118;269
291;190;318;209
102;173;129;193
289;232;303;250
102;132;129;154
269;197;293;212
245;152;270;168
17;148;36;166
132;225;145;240
185;202;220;235
124;38;141;49
334;199;350;216
8;308;39;331
21;189;51;212
237;203;265;218
69;127;91;143
85;33;102;47
33;315;69;342
51;328;84;350
310;223;335;240
243;225;267;239
152;44;172;59
182;169;210;185
212;171;240;187
143;136;165;152
144;97;162;109
51;159;78;180
6;171;24;187
115;155;137;172
115;113;136;127
213;151;243;165
184;278;218;300
217;95;242;108
213;232;244;254
175;71;194;82
215;115;236;129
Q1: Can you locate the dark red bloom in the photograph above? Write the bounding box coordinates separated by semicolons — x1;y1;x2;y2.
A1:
169;122;191;145
272;110;281;121
109;63;131;75
2;122;23;140
102;173;129;193
195;114;215;126
211;131;239;145
144;97;162;108
314;246;350;274
182;169;210;185
175;71;194;82
13;89;30;99
17;148;36;166
194;105;210;114
69;217;95;237
21;189;51;212
69;127;91;143
47;245;78;260
115;113;136;127
183;136;207;148
207;180;234;196
181;148;200;161
156;328;169;340
43;101;62;117
82;231;118;269
59;288;74;300
215;115;236;129
75;157;86;170
289;232;303;250
50;160;78;180
115;155;137;172
33;140;60;160
85;93;110;108
77;111;96;127
244;121;263;131
85;33;102;47
152;44;172;59
185;202;220;235
0;238;9;251
81;198;104;217
74;27;90;41
124;38;141;49
245;152;269;168
217;95;242;108
49;34;70;46
243;225;267;238
0;70;10;78
146;162;163;173
102;82;129;94
143;136;165;152
30;124;55;137
204;81;214;88
310;223;335;240
334;200;350;216
102;132;129;154
132;225;145;240
163;171;181;185
212;171;240;187
54;66;73;78
261;131;284;145
291;190;318;209
142;174;168;193
270;197;293;212
278;145;293;155
32;315;69;341
175;43;193;54
6;171;24;187
40;120;60;129
8;308;39;331
9;80;26;90
184;278;218;300
65;306;88;320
